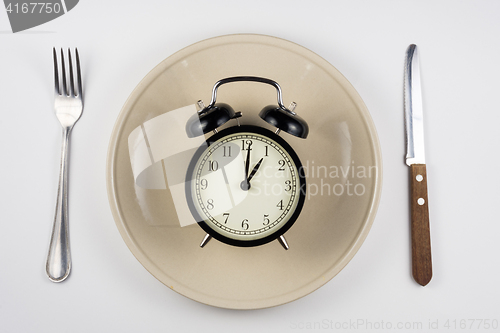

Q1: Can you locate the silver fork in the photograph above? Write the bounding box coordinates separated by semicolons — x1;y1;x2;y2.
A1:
46;48;83;282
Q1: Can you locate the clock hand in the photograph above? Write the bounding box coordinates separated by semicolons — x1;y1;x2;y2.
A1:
240;147;252;191
244;146;251;183
247;158;264;183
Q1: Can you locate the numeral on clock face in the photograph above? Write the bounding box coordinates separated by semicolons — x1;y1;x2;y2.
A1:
207;160;218;171
241;219;249;230
206;199;214;210
277;200;283;210
241;139;253;151
278;160;285;171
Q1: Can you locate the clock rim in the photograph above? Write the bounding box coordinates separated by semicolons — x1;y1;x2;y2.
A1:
185;125;307;247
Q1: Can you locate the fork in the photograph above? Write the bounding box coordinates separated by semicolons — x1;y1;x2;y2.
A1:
46;48;83;282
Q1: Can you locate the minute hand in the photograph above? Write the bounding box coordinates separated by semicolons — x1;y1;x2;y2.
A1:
244;147;251;181
247;158;264;183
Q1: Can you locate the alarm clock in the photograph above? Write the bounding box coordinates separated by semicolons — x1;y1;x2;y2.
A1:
185;76;309;249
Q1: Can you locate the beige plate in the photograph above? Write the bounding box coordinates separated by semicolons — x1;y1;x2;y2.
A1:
106;34;382;309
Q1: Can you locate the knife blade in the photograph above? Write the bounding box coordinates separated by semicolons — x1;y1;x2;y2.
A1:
404;44;432;286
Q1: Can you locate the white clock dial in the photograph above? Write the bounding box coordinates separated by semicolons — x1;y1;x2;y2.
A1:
187;126;305;246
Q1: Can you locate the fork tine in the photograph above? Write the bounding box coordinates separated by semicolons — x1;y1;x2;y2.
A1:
75;48;82;98
53;48;60;95
60;49;68;96
68;48;75;97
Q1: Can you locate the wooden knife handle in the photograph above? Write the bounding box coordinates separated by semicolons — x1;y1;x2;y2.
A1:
410;164;432;286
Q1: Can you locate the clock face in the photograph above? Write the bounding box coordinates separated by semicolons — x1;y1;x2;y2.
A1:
186;125;306;247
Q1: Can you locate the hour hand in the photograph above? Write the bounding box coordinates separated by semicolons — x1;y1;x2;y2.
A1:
247;158;264;183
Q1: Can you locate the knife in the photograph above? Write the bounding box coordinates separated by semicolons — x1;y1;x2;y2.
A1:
404;44;432;286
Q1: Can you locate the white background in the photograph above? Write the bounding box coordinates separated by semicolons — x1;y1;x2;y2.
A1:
1;1;499;332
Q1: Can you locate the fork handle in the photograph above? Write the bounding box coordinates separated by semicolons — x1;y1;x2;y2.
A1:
46;127;72;282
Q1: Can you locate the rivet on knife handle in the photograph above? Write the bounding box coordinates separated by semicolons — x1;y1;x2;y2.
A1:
404;44;432;286
410;164;432;285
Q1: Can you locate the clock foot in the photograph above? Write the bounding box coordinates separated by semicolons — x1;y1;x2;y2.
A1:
278;235;289;250
200;234;212;248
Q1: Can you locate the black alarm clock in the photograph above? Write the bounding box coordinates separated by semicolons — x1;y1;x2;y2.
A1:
185;77;308;249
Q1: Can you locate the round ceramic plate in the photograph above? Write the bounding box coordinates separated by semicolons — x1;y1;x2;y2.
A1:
107;34;382;309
